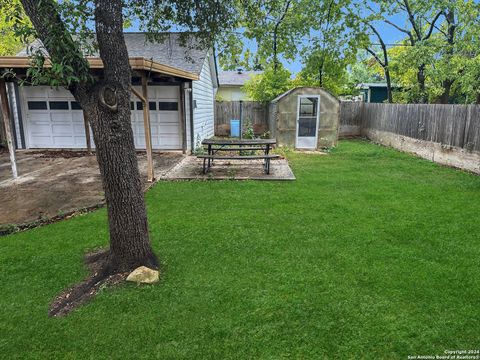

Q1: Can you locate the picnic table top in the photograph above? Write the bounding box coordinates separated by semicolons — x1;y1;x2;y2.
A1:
202;138;277;146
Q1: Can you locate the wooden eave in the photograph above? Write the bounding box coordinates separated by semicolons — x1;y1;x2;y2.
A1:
0;56;199;81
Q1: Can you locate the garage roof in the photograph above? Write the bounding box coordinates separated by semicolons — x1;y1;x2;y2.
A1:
0;33;209;81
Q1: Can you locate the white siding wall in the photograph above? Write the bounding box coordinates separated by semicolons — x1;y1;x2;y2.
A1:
192;55;215;149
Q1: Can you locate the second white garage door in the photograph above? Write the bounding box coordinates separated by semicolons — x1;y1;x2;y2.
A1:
21;85;182;150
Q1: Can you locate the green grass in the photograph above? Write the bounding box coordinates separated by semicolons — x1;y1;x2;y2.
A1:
1;140;479;359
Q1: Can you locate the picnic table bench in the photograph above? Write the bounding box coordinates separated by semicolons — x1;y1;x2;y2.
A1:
197;138;279;174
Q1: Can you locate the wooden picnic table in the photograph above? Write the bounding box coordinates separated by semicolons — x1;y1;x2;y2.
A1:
198;138;279;174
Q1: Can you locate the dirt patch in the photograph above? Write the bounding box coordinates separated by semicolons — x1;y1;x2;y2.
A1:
161;156;296;181
27;150;95;159
0;151;184;227
0;203;105;236
49;249;129;317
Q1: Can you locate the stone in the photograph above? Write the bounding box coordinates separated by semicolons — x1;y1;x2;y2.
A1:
126;266;159;284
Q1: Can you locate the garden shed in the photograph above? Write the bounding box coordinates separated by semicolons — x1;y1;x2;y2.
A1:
269;87;340;150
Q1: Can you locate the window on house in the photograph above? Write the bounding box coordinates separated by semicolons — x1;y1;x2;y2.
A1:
136;101;143;110
149;102;157;111
27;101;48;110
159;102;178;111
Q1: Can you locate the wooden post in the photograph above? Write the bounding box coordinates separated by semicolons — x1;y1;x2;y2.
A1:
179;83;186;154
141;75;154;182
0;80;17;179
82;110;92;152
239;100;243;139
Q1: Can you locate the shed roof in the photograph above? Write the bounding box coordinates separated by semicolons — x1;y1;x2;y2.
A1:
2;33;209;80
218;71;262;86
271;87;339;103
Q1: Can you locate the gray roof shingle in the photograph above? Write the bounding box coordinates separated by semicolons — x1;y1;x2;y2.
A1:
17;33;209;75
218;71;262;86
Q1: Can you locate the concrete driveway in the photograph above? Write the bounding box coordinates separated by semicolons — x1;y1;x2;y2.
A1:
0;150;183;226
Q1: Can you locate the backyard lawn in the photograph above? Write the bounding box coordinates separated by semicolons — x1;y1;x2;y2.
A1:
1;140;479;359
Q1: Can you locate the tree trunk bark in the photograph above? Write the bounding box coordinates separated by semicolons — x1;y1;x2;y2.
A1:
385;68;393;103
417;64;427;103
439;9;455;105
20;0;157;274
439;79;453;104
85;0;157;273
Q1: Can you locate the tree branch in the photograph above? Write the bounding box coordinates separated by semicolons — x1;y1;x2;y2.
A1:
384;19;414;44
366;47;385;68
423;11;444;40
19;0;91;96
403;0;421;40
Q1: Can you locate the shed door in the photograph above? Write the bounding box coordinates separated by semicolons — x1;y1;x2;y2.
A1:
296;95;319;149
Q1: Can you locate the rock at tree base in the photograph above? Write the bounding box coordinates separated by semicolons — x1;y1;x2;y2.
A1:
126;266;159;284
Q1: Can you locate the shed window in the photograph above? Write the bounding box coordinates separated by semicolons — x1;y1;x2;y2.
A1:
159;101;178;111
149;102;157;111
299;97;317;117
136;101;143;110
27;101;47;110
71;101;82;110
298;118;317;137
49;101;69;110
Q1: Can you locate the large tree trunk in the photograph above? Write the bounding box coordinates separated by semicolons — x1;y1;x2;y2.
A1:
439;9;456;105
21;0;157;274
385;67;393;103
417;64;427;103
439;79;453;104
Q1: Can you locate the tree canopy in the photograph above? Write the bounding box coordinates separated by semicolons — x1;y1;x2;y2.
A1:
218;0;480;104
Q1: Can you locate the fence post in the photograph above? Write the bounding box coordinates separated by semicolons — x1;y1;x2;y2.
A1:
239;100;243;139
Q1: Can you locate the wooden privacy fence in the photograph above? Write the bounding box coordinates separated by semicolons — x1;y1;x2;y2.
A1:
338;101;363;137
339;102;480;152
215;101;269;136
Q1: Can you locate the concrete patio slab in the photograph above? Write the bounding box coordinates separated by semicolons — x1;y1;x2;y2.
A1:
0;150;183;226
160;156;296;181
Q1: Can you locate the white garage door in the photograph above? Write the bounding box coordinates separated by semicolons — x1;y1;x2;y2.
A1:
22;86;90;148
22;85;182;150
130;86;182;150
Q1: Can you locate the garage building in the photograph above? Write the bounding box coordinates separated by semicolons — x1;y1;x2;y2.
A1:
0;33;217;152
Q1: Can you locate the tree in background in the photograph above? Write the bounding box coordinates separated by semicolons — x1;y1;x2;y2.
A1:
11;0;237;292
0;0;28;55
298;0;361;95
243;63;292;102
372;0;480;104
220;0;310;73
